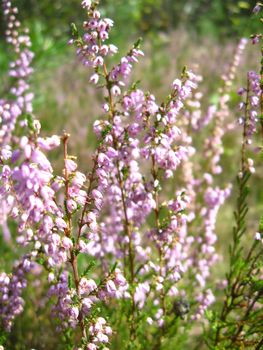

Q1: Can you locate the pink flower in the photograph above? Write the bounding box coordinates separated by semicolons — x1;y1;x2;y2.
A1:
37;135;60;150
106;280;117;296
253;3;261;14
255;232;261;240
55;217;67;230
81;0;91;9
90;73;99;84
79;278;97;294
61;237;73;250
65;159;77;173
111;85;121;96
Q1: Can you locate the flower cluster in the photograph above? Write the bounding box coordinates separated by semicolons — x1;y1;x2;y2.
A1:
204;38;248;175
0;0;35;241
0;255;33;331
0;2;128;346
239;71;261;144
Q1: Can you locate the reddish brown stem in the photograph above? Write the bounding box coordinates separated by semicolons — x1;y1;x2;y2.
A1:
101;58;136;341
62;133;87;341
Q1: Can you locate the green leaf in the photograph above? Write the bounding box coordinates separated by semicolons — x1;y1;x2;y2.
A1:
251;279;263;292
101;124;112;140
25;113;36;132
82;260;96;277
110;262;118;274
238;1;250;9
130;80;141;91
68;274;73;288
133;37;143;49
70;22;78;37
259;215;263;231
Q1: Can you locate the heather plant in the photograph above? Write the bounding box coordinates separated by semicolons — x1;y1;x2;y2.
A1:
0;1;262;349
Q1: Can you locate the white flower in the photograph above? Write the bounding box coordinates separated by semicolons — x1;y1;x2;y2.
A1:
81;0;91;9
255;232;261;241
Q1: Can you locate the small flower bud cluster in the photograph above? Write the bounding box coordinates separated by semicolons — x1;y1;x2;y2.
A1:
0;0;34;241
2;0;34;113
72;1;116;71
221;38;248;89
195;185;232;288
204;38;248;175
71;1;145;95
109;47;144;88
103;269;129;299
192;289;215;320
0;255;33;331
238;71;261;146
87;317;112;349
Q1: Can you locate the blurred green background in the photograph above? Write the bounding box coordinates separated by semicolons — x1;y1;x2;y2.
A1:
0;0;260;77
0;0;260;40
0;0;260;148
